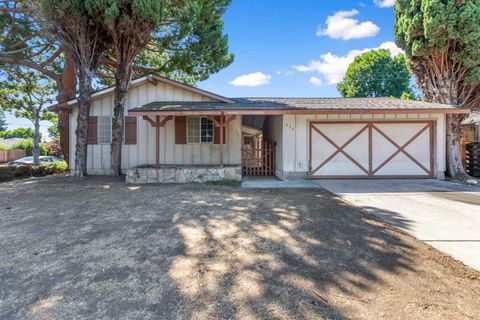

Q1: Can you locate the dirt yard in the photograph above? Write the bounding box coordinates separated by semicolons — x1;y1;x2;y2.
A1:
0;175;479;319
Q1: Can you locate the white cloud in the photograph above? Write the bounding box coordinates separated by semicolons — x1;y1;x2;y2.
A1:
293;41;403;85
310;76;322;86
378;41;403;56
229;72;271;87
317;9;380;40
374;0;395;8
276;70;295;76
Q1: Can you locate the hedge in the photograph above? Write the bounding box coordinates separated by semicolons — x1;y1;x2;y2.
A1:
0;161;68;182
11;139;47;156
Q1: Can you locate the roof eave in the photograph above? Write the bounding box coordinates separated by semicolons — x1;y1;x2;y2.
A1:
128;107;470;117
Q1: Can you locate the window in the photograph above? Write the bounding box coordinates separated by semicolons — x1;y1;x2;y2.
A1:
98;116;112;144
187;117;213;143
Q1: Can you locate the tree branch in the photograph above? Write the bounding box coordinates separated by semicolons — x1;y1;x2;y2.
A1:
0;53;60;81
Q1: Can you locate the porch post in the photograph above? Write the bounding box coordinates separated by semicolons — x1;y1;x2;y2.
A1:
141;115;173;169
156;115;160;168
220;113;224;167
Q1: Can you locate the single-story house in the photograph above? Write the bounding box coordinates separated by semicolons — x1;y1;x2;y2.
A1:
53;74;469;183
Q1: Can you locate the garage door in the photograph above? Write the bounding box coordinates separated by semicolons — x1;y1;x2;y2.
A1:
309;121;434;179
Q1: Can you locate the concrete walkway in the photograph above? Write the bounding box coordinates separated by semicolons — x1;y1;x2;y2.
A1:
315;179;480;271
241;176;320;188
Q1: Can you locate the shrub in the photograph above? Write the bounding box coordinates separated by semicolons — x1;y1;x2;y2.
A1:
0;166;15;180
13;165;34;177
11;139;47;156
0;128;38;139
0;161;68;182
43;140;62;157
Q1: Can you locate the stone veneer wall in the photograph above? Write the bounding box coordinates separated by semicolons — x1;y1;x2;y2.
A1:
126;166;242;184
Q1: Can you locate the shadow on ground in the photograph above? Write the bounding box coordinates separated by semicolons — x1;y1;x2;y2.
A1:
0;176;479;319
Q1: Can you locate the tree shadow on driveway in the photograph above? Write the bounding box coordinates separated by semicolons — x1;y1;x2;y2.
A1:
1;176;478;319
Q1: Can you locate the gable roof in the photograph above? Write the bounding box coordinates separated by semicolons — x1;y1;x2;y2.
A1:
128;97;469;116
49;74;233;111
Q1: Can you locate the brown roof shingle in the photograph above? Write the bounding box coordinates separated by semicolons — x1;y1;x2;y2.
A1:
129;97;467;114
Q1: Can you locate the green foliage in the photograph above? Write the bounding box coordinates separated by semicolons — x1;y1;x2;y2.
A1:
400;91;417;100
86;0;164;26
11;139;47;156
0;161;68;181
0;67;56;121
0;66;55;164
147;0;234;83
47;115;59;141
0;110;6;131
394;0;480;84
95;0;234;86
0;127;36;139
337;49;413;98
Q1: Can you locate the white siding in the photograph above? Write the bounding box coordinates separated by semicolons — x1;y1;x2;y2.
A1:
69;81;242;175
280;113;447;179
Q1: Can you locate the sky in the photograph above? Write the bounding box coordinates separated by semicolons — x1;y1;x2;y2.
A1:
198;0;399;97
4;0;399;137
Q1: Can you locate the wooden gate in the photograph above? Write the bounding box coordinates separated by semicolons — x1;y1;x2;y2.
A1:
242;140;275;176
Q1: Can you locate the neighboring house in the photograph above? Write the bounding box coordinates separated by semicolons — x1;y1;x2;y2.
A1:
461;112;480;143
0;138;26;149
460;112;480;174
50;74;469;183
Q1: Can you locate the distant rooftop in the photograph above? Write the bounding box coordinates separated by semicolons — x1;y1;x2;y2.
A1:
462;111;480;125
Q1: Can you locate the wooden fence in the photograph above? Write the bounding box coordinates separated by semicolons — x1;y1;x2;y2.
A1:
466;142;480;177
242;140;275;176
0;149;26;163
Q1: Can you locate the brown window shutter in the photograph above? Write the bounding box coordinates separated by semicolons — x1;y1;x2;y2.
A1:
175;116;187;144
87;116;98;144
214;116;226;144
124;116;137;145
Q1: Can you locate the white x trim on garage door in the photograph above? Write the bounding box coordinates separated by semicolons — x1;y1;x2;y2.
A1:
308;121;434;179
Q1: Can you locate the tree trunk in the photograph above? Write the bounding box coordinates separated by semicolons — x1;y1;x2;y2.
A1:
56;55;77;165
429;76;477;182
74;67;95;177
446;114;467;176
33;113;40;166
111;62;132;176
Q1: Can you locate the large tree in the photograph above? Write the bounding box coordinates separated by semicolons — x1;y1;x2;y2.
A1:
1;0;233;176
337;49;413;98
89;0;234;176
88;0;164;176
37;0;111;176
395;0;480;181
0;67;55;165
0;1;76;163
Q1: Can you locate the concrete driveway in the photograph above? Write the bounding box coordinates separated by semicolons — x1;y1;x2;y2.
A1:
315;179;480;271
